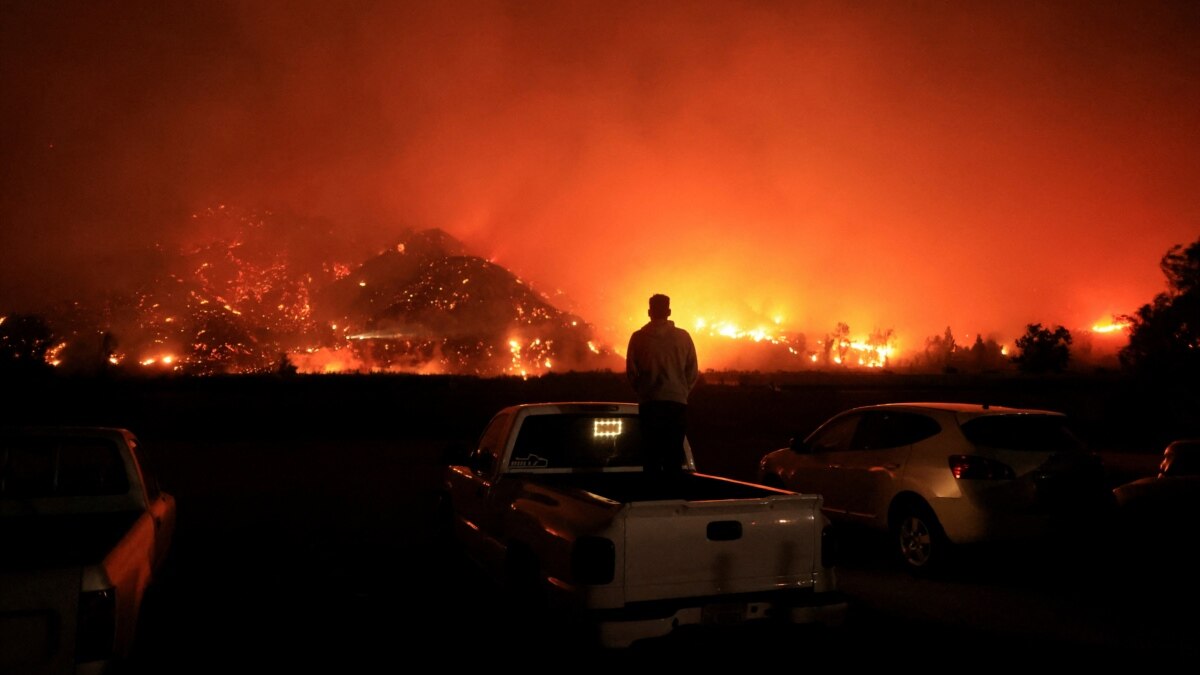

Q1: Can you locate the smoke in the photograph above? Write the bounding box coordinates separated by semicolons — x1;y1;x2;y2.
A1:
3;1;1198;365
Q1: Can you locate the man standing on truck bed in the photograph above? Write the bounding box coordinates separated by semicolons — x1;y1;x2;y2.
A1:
626;293;699;481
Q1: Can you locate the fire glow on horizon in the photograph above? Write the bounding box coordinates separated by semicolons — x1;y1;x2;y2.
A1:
3;4;1194;376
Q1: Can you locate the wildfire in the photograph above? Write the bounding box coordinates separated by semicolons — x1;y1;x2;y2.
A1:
138;354;180;369
1092;320;1132;334
694;318;793;345
289;347;366;374
690;315;896;369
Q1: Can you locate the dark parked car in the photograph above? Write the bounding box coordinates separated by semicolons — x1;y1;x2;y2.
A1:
1113;440;1200;526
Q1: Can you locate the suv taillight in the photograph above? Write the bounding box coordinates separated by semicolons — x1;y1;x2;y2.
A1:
949;455;1015;480
571;536;616;585
75;588;116;663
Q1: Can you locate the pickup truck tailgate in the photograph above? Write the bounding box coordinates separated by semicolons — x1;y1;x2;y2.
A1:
622;495;820;602
0;568;80;674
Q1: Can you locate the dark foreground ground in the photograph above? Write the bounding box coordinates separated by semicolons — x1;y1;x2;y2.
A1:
2;371;1198;669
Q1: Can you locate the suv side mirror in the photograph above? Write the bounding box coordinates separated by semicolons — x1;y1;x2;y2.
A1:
788;436;807;453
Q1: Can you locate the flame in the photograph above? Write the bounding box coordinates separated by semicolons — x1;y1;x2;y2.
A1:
290;347;367;374
1092;320;1131;334
689;314;895;368
44;341;67;367
139;354;179;368
695;317;792;345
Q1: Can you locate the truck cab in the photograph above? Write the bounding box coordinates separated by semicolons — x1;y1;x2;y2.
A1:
1;427;176;674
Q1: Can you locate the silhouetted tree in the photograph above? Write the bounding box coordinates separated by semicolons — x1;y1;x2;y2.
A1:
186;310;263;374
1013;323;1072;373
922;326;958;372
868;328;894;367
277;352;299;377
0;313;55;372
1120;237;1200;376
824;322;850;366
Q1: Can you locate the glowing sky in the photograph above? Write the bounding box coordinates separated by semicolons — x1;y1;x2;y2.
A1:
2;1;1197;364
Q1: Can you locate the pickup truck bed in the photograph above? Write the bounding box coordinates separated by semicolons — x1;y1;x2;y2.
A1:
519;472;787;504
444;402;846;647
3;512;143;569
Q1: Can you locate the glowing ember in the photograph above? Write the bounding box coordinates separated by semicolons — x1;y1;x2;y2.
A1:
44;341;67;367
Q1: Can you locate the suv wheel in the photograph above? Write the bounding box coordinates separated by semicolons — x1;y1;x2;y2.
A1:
893;503;949;574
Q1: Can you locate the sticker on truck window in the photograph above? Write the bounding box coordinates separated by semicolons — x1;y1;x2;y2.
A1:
510;454;549;469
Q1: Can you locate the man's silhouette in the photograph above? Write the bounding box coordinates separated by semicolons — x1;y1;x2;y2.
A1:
626;294;699;482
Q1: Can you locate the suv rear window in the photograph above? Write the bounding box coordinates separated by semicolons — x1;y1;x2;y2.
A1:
960;415;1085;453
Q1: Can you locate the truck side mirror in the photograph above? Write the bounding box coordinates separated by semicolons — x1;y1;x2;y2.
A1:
788;436;807;453
467;453;495;475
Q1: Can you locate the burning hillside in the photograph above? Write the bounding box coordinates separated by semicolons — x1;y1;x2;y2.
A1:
19;208;621;376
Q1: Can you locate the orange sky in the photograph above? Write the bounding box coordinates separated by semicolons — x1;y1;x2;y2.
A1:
2;1;1197;365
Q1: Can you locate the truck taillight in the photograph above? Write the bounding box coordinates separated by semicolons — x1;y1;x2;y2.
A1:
75;588;116;663
571;536;615;585
949;455;1016;480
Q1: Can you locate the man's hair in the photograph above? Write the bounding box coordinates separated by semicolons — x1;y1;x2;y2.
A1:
648;294;671;319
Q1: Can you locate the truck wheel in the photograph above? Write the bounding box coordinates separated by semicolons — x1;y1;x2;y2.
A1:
504;545;546;612
431;492;462;560
432;492;452;536
892;503;950;575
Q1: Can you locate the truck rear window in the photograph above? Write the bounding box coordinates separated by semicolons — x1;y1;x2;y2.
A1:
0;437;129;498
510;414;644;470
960;415;1086;453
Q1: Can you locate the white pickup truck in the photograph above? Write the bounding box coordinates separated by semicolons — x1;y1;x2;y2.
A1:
441;402;846;647
1;428;176;674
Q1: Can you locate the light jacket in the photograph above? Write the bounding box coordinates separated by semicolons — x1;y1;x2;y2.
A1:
626;319;699;404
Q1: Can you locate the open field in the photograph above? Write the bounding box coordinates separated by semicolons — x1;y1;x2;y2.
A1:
2;371;1197;667
4;369;1196;466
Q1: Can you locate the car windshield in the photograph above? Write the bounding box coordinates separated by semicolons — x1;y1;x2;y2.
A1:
960;415;1086;453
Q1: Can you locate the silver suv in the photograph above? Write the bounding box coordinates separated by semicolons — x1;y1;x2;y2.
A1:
758;402;1112;573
